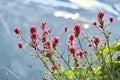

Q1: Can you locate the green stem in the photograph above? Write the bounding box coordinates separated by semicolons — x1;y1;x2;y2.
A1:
56;50;79;79
81;33;91;42
102;29;114;79
35;48;58;80
59;32;65;43
77;38;94;73
50;57;68;80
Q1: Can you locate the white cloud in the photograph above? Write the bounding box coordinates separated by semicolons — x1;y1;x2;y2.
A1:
70;0;119;15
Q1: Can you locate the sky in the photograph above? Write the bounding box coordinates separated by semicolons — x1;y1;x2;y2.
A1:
24;0;120;16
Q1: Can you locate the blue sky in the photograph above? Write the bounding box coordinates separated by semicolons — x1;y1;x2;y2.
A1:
24;0;120;16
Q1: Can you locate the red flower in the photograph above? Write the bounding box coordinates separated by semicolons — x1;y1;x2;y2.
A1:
46;41;51;48
43;40;51;49
40;22;46;30
97;11;105;20
72;24;82;37
93;21;97;26
41;36;46;43
69;47;76;54
17;42;23;49
30;32;38;40
30;26;37;34
64;26;68;32
51;37;59;49
68;33;75;43
109;17;114;23
67;33;76;54
47;28;53;34
76;50;84;57
88;43;92;47
93;36;100;45
42;30;48;36
30;41;38;48
68;46;76;54
14;27;21;34
52;37;59;44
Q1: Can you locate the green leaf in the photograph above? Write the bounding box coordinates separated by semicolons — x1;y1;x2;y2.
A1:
63;67;86;79
98;39;120;54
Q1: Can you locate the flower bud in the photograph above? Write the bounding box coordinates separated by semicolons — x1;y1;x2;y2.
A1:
14;27;21;34
17;42;23;49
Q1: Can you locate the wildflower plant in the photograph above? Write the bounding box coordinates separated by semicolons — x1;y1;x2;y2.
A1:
14;11;120;80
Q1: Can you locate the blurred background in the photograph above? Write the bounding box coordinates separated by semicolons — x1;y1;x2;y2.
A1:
0;0;120;80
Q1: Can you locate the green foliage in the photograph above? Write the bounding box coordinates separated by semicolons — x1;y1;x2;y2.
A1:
100;39;120;54
50;39;120;80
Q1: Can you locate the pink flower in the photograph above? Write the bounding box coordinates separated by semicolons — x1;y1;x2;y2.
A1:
88;43;92;47
17;42;23;49
47;28;53;34
93;36;100;45
68;33;75;43
43;40;51;49
41;36;46;43
97;11;105;20
76;50;84;57
109;17;114;23
40;22;46;30
30;26;37;34
46;41;51;48
72;24;82;37
68;46;76;54
30;32;38;40
67;33;76;54
51;37;59;49
30;41;38;48
52;37;59;44
42;30;48;36
14;27;21;34
29;26;39;48
64;26;68;32
50;65;56;72
44;50;54;58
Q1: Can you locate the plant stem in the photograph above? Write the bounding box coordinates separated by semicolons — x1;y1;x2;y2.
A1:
49;57;68;80
19;34;28;43
77;38;94;73
101;52;105;80
56;50;79;79
35;48;58;80
102;29;115;79
81;33;91;42
59;32;65;42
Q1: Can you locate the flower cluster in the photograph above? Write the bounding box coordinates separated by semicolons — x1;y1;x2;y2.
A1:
67;33;76;54
93;11;114;29
93;36;101;46
97;11;105;20
40;22;60;58
72;24;82;37
13;10;120;80
51;37;59;49
67;24;83;67
29;26;38;48
40;22;46;30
